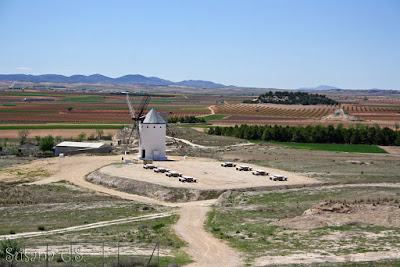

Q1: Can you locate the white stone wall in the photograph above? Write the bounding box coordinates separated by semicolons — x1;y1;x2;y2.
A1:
138;123;167;160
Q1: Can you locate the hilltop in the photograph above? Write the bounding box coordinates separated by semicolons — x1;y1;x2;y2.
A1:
0;74;227;88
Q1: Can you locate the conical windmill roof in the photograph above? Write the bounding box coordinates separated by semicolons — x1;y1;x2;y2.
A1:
142;108;166;124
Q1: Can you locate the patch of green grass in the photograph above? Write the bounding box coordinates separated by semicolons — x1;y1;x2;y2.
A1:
251;141;387;153
0;125;127;130
179;108;210;112
58;95;106;103
2;104;17;106
0;110;58;113
202;114;226;121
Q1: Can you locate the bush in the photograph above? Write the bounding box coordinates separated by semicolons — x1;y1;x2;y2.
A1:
39;135;54;152
37;225;46;231
0;239;21;258
77;132;86;141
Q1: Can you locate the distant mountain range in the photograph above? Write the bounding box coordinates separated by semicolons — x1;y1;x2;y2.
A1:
0;74;228;88
298;85;341;91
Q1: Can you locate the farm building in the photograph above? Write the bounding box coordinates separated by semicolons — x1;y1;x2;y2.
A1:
55;141;110;155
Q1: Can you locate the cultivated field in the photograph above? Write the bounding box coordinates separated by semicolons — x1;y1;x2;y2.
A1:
1;85;400;266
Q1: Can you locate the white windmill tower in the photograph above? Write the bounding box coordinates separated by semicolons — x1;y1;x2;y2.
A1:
126;94;168;161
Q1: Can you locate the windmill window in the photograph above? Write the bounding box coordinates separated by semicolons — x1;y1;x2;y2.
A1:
147;126;149;128
160;126;161;128
154;126;155;128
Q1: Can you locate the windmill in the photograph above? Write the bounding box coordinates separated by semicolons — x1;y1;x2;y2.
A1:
125;93;151;146
125;93;168;160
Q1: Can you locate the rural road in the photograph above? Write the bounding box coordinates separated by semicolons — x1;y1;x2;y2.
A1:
0;212;174;241
26;155;243;266
173;205;242;267
11;150;400;266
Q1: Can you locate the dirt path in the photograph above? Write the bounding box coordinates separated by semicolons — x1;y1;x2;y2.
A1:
173;205;242;267
12;152;400;266
24;155;243;266
254;251;400;266
380;145;400;156
168;136;209;148
208;105;215;115
0;212;173;241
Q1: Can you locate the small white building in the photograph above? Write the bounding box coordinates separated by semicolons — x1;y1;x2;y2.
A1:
138;108;168;161
54;141;107;155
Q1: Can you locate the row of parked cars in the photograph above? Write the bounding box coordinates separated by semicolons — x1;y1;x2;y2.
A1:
143;164;197;183
221;162;288;181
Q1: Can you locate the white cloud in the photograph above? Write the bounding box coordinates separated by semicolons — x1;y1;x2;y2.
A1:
16;67;32;71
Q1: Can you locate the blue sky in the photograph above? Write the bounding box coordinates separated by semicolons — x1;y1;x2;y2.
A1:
0;0;399;89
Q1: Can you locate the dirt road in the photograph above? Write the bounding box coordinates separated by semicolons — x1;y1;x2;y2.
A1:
0;212;174;241
173;205;242;267
24;155;243;266
10;153;399;266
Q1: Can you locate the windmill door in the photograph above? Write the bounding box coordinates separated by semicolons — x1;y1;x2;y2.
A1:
142;149;146;158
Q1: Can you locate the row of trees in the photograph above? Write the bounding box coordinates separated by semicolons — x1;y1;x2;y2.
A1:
168;116;206;124
208;124;400;146
244;91;338;105
16;129;106;145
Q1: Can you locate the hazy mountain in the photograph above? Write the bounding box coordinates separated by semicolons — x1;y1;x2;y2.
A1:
298;85;341;91
175;80;226;88
0;74;227;88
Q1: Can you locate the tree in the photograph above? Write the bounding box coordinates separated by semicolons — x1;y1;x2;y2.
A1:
77;132;86;141
39;135;55;152
96;129;104;140
18;129;29;145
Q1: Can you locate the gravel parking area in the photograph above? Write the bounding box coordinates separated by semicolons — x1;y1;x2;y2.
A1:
99;156;320;190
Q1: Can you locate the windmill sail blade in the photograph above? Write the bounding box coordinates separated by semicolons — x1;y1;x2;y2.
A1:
137;94;151;119
127;122;137;144
126;93;135;120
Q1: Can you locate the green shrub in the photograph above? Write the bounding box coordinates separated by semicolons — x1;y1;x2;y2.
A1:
0;239;21;259
39;135;54;152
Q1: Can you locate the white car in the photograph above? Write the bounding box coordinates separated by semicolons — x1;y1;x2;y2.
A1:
221;162;236;167
252;170;269;176
143;164;157;169
179;176;197;183
236;165;253;171
154;167;170;173
269;175;288;181
165;171;182;177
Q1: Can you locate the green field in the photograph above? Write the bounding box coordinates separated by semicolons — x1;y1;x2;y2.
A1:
202;114;226;121
250;141;388;153
0;125;127;130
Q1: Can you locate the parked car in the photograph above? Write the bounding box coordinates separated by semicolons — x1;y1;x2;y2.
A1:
143;164;157;169
252;170;269;176
179;176;197;183
165;171;182;177
221;162;236;167
269;175;288;181
154;167;170;173
236;165;253;171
